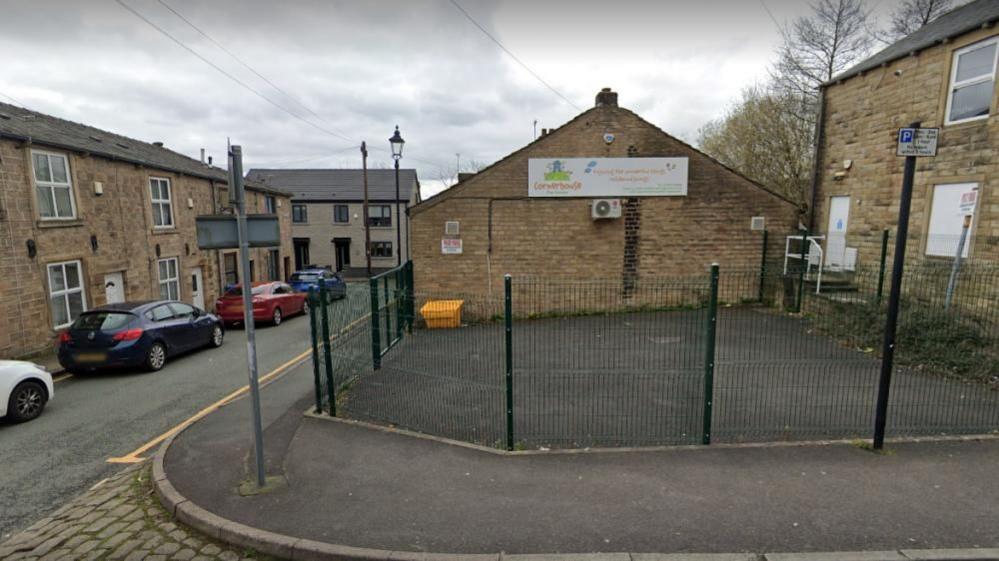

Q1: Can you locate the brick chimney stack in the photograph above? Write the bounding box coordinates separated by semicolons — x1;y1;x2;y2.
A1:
595;87;618;107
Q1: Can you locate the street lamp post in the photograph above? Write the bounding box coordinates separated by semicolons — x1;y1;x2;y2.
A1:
389;126;405;267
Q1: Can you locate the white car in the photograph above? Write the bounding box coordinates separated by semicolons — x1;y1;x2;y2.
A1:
0;360;54;422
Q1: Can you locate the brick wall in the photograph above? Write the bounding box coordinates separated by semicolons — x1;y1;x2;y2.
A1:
0;138;292;359
411;102;799;302
815;26;999;269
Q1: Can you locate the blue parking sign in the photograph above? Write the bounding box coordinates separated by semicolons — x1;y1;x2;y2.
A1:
899;129;914;143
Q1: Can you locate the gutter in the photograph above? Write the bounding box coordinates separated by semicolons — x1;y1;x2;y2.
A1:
807;86;827;232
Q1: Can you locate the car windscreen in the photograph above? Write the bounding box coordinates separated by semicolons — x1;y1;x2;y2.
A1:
74;311;135;331
290;273;319;282
224;285;268;297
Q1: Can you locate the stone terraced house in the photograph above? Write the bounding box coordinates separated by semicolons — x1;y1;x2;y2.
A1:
0;102;293;359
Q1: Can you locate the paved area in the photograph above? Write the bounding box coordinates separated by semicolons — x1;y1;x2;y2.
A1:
164;361;999;555
0;313;313;540
0;461;277;561
339;308;998;448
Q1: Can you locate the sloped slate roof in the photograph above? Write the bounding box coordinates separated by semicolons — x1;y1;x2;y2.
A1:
831;0;999;84
244;168;419;202
0;101;286;196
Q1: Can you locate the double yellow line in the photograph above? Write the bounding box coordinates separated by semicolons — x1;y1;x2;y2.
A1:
106;347;312;464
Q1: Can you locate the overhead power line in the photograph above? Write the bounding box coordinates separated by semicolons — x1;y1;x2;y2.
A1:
448;0;583;112
0;90;29;108
118;0;446;168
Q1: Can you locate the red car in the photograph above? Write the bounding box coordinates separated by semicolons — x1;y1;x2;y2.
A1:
215;282;307;326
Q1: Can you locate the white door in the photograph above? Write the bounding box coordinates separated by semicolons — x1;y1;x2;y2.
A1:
191;267;205;310
104;272;125;304
826;196;850;269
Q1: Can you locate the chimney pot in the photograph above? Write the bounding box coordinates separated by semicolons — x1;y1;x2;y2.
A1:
153;141;164;147
595;88;618;107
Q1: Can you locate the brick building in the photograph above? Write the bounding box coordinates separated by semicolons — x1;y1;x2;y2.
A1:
0;102;293;359
246;169;420;276
812;0;999;270
410;89;800;298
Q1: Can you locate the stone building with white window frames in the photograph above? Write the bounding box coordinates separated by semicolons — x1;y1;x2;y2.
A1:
0;101;293;359
811;0;999;270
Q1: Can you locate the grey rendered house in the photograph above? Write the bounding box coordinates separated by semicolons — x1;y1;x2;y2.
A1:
245;169;420;275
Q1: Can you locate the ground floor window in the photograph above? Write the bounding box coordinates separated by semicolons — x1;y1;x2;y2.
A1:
224;253;238;286
926;183;978;258
48;260;86;328
268;250;280;281
158;258;180;300
370;241;393;258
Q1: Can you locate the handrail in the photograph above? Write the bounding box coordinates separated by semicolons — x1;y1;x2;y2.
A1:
783;235;824;293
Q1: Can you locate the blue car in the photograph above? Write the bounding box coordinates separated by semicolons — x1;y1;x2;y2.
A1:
58;301;224;373
288;268;346;298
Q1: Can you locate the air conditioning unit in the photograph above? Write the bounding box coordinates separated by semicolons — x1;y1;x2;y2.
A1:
591;199;622;220
750;216;766;231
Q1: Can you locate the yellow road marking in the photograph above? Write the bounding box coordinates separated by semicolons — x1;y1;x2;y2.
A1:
53;373;73;383
106;347;312;464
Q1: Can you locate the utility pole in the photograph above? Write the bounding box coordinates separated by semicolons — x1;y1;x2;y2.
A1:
362;142;371;277
229;145;266;488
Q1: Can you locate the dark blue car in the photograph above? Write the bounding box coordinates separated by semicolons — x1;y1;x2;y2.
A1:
58;301;224;373
288;268;346;298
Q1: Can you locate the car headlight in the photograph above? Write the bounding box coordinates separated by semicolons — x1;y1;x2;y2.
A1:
31;363;48;372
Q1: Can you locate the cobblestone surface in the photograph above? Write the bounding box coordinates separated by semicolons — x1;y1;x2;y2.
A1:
0;462;280;561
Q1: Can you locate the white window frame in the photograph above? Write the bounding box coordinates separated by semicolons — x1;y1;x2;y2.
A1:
47;260;86;329
158;257;181;301
30;149;77;220
265;195;276;214
944;37;999;125
925;183;978;258
150;177;175;229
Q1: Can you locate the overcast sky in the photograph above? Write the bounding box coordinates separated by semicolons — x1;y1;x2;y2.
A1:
0;0;895;197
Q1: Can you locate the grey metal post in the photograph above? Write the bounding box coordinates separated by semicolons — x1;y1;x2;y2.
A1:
395;158;402;267
230;145;266;488
945;215;972;310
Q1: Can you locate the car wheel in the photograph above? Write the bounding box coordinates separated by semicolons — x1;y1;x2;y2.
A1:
210;325;224;348
8;381;47;422
146;342;167;371
272;307;282;326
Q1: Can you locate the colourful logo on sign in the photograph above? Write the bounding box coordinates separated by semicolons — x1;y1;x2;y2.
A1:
544;160;572;181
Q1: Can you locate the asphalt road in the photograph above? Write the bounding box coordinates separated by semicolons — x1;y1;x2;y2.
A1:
0;311;314;540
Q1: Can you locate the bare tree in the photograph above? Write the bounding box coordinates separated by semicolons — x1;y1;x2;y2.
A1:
698;86;814;204
885;0;954;41
771;0;874;117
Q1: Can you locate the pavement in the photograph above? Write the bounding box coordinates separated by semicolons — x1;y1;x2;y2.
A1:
0;312;314;540
159;358;999;558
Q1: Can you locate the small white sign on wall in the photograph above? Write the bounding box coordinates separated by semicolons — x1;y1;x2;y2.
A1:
958;188;978;216
441;238;462;255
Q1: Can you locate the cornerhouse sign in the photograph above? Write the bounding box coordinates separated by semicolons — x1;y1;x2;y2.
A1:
528;157;689;197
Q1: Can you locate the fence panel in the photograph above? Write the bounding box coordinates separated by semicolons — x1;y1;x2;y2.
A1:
510;276;711;448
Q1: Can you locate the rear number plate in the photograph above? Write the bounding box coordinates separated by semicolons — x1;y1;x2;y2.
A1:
75;352;106;363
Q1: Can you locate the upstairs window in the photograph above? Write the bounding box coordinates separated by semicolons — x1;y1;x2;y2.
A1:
334;204;350;223
368;205;391;227
946;38;999;124
292;204;308;223
265;195;276;213
31;150;76;219
150;177;174;228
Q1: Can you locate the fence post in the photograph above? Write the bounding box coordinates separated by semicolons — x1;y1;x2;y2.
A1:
504;274;514;452
702;263;719;445
370;277;381;370
319;285;336;416
308;288;323;414
395;267;404;341
876;229;890;305
758;229;769;303
405;261;415;331
795;228;810;313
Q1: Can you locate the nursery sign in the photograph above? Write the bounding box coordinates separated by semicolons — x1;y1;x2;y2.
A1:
528;157;688;197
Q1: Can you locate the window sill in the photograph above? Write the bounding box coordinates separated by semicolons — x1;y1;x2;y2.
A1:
36;219;83;229
943;115;990;128
151;227;178;235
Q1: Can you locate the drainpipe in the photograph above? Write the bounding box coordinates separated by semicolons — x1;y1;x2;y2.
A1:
807;86;827;232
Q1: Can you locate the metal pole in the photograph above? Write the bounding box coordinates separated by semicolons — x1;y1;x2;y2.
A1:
758;229;769;303
702;263;719;445
504;274;514;451
795;227;810;313
395;158;402;267
320;284;336;416
362;142;371;277
876;229;890;305
230;145;266;489
873;121;920;450
944;215;972;310
308;289;322;414
370;276;381;370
